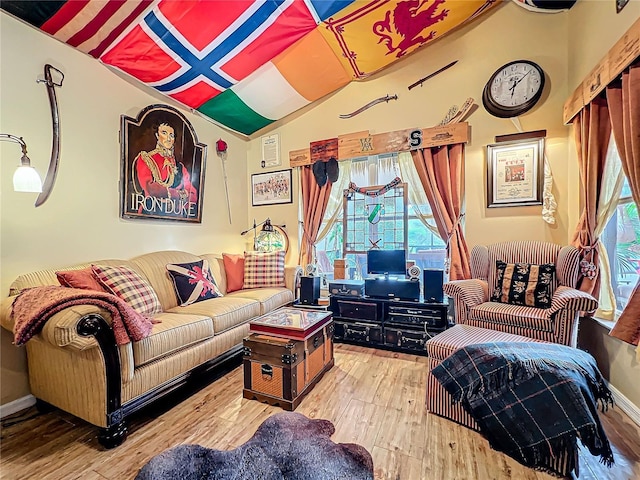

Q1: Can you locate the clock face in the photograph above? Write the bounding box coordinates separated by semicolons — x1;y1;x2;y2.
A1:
482;60;545;118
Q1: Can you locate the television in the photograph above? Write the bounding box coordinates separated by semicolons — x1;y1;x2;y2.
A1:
367;249;407;276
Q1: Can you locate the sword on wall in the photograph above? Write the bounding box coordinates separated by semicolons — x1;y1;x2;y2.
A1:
35;64;64;207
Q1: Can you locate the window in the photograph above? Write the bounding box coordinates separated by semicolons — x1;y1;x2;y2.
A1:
602;175;639;313
315;153;445;280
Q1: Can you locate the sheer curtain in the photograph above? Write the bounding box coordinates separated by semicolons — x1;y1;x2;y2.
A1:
593;137;625;320
316;160;352;242
398;151;440;237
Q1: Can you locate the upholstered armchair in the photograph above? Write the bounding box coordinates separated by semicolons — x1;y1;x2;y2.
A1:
443;241;598;347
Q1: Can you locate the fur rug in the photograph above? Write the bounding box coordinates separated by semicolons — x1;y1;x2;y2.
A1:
136;412;374;480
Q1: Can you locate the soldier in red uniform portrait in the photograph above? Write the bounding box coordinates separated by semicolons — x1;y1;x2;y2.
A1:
133;122;198;207
121;104;206;223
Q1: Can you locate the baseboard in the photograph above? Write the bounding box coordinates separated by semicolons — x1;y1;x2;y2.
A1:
0;395;36;419
608;383;640;427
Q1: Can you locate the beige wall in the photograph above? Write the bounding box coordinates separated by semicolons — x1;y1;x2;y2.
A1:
567;0;640;408
0;13;251;404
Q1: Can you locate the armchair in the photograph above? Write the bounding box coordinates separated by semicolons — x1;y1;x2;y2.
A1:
443;241;598;347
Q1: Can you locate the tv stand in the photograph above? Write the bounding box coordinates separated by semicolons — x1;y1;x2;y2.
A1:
328;295;449;355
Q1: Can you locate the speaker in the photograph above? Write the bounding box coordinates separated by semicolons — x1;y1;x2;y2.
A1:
300;276;320;305
407;264;421;280
364;278;420;301
423;269;444;303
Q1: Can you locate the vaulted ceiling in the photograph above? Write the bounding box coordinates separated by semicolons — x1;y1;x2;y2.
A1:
1;1;574;136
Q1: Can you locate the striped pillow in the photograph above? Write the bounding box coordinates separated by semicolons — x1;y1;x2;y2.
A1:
243;251;285;289
92;264;162;315
491;261;555;308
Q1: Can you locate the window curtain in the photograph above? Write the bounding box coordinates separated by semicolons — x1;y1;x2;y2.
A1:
570;97;612;298
299;165;333;267
316;160;352;242
607;63;640;348
398;151;440;237
593;138;625;320
410;143;471;280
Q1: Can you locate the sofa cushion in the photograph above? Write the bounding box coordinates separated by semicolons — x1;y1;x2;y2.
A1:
166;296;260;334
56;267;109;293
92;264;162;315
243;251;285;289
470;302;553;334
223;253;245;293
132;312;214;367
227;287;294;315
131;251;204;310
166;259;223;306
491;261;555;308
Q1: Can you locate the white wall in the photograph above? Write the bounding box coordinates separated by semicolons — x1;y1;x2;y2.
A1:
0;13;251;404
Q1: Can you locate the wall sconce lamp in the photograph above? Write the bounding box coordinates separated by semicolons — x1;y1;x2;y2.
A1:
241;218;289;253
0;134;43;193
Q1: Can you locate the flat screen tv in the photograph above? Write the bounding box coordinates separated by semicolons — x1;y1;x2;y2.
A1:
367;249;406;276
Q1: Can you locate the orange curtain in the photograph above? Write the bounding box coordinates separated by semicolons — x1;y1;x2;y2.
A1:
607;63;640;346
411;143;470;280
299;166;333;267
570;97;612;297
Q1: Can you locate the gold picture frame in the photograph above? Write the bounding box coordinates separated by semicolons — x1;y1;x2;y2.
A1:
486;137;544;208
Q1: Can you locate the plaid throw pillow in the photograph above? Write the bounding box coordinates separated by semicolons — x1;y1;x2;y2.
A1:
243;251;285;289
92;264;162;315
491;261;555;308
166;259;222;306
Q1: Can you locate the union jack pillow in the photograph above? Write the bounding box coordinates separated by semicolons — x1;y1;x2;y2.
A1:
243;251;285;289
92;264;162;315
166;259;222;306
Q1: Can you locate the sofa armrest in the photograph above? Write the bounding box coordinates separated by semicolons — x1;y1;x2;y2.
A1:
1;295;107;351
285;265;303;294
443;279;488;307
548;286;598;317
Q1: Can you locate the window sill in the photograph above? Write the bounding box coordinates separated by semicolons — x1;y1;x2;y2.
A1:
590;316;615;332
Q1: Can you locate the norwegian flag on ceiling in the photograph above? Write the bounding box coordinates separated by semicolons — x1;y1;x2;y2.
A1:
101;0;319;109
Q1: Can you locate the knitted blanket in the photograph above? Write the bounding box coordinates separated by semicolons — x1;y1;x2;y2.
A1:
431;342;614;477
12;285;155;346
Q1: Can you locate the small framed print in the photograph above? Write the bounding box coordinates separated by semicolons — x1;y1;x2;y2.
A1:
251;169;293;206
261;133;281;168
486;138;544;208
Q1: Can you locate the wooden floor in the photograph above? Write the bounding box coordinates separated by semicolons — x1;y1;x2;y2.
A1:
1;343;639;480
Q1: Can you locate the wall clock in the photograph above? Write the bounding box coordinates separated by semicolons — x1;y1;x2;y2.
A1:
482;60;545;118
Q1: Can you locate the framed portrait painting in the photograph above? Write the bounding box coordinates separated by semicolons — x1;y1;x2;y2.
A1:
486;137;544;208
251;169;293;206
120;104;206;223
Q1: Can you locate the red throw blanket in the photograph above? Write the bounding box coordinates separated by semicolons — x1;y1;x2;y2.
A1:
12;286;156;346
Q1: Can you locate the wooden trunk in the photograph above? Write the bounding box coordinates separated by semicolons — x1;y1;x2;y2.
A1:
242;322;334;411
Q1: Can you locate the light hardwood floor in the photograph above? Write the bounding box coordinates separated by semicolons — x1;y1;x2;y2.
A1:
1;343;639;480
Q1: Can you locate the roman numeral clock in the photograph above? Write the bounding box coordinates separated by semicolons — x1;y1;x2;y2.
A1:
482;60;545;118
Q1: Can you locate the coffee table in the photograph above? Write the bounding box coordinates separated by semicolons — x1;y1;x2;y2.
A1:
242;307;334;411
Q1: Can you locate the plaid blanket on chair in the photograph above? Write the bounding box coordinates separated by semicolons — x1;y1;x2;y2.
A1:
431;342;614;477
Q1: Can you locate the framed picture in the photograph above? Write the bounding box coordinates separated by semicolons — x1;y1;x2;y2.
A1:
120;104;207;222
251;169;293;206
486;137;544;208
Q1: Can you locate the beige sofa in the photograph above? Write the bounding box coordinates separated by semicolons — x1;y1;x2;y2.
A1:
0;250;301;448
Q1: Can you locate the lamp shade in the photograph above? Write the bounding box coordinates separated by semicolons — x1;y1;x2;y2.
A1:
13;165;43;192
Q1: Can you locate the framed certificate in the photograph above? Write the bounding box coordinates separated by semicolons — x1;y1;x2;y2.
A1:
486;137;544;208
